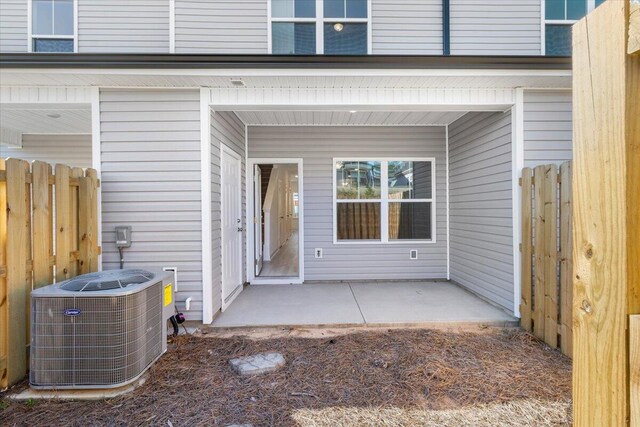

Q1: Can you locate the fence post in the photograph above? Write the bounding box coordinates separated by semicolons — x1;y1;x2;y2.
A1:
559;161;573;357
0;158;7;388
520;167;533;332
544;164;558;348
5;158;30;387
631;315;639;427
79;169;99;274
533;165;546;340
55;164;72;283
32;161;53;289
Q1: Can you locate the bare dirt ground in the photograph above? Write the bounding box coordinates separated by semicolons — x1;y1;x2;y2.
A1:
1;327;572;427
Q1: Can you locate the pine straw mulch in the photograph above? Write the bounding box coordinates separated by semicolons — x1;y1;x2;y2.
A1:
1;328;572;427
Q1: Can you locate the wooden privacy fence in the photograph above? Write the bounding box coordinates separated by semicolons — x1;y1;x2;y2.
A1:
519;161;573;357
0;158;101;388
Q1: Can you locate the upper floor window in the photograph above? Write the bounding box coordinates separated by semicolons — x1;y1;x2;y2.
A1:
270;0;370;55
31;0;75;53
544;0;606;56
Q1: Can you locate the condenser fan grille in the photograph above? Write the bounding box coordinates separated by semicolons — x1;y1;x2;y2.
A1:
60;269;155;292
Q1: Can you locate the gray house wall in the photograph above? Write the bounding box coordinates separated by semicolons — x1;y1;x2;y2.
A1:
78;0;170;53
450;0;542;55
371;0;443;54
175;0;268;53
210;111;246;313
523;90;573;168
1;134;91;168
248;126;448;281
449;111;514;311
0;0;26;52
99;89;202;320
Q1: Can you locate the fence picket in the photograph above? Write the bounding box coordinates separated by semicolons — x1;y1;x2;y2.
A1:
560;162;573;357
70;167;84;277
79;169;99;274
533;165;546;340
0;159;7;388
544;164;559;348
520;168;533;332
5;159;30;386
55;165;72;283
32;161;53;288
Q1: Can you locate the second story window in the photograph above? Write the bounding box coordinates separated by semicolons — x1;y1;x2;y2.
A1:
544;0;606;56
270;0;370;55
31;0;75;53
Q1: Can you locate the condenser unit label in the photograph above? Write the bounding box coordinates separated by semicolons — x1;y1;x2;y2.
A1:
164;284;173;307
63;309;81;316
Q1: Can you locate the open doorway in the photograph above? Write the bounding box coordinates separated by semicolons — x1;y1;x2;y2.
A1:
249;159;303;284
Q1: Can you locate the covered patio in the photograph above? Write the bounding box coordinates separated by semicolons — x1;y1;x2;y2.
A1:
211;281;516;328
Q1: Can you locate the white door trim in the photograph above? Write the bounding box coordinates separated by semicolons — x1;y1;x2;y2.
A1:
221;143;244;310
246;157;304;285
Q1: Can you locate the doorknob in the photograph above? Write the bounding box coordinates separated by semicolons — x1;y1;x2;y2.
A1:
237;227;244;232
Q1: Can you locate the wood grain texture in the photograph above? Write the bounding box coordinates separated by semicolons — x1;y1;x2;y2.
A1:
0;158;7;388
631;315;640;427
559;161;573;357
543;164;558;348
55;164;71;283
629;1;640;55
520;168;533;332
533;165;546;340
572;1;640;425
32;161;53;288
5;159;29;386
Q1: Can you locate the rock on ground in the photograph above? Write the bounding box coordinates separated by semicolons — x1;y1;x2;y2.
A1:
229;352;285;375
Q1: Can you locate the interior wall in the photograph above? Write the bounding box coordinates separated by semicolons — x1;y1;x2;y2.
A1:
248;126;448;281
1;134;92;168
448;111;514;312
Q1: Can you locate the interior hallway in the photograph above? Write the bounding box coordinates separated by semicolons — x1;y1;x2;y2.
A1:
259;230;299;277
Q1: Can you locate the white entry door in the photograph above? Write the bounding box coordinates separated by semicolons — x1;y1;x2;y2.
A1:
221;144;243;310
254;165;263;275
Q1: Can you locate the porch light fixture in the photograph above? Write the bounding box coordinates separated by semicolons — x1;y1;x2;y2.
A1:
230;79;246;87
349;110;357;114
46;113;61;119
333;23;344;32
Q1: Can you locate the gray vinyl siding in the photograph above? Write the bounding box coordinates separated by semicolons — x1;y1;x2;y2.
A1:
450;0;542;55
524;91;573;168
175;0;268;53
210;111;246;313
0;0;27;52
78;0;170;53
248;126;447;281
99;90;202;320
1;134;91;168
371;0;443;54
449;111;514;312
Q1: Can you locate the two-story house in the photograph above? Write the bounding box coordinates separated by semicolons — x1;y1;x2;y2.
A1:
0;0;598;324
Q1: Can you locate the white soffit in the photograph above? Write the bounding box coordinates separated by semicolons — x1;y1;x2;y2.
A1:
0;103;91;134
235;110;468;126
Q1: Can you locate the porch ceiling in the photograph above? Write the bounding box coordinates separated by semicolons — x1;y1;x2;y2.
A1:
235;110;468;126
0;103;91;134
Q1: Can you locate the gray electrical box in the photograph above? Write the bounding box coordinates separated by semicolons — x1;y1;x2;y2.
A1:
115;226;132;248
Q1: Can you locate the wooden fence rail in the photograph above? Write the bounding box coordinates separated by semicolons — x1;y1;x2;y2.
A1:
520;161;573;357
0;158;101;389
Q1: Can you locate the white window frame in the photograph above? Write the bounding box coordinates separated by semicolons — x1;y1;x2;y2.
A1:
268;0;372;55
28;0;78;53
541;0;597;55
332;157;436;245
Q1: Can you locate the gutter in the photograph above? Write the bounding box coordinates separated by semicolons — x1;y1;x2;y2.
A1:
0;54;572;70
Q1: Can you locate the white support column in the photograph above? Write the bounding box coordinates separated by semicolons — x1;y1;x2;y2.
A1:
200;88;213;324
445;125;450;280
511;88;525;317
169;0;176;53
91;87;103;270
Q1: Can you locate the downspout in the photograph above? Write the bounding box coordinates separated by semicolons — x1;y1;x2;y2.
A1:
443;0;451;56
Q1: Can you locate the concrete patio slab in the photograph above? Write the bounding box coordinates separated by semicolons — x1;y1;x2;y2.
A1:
350;281;515;325
212;283;365;327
